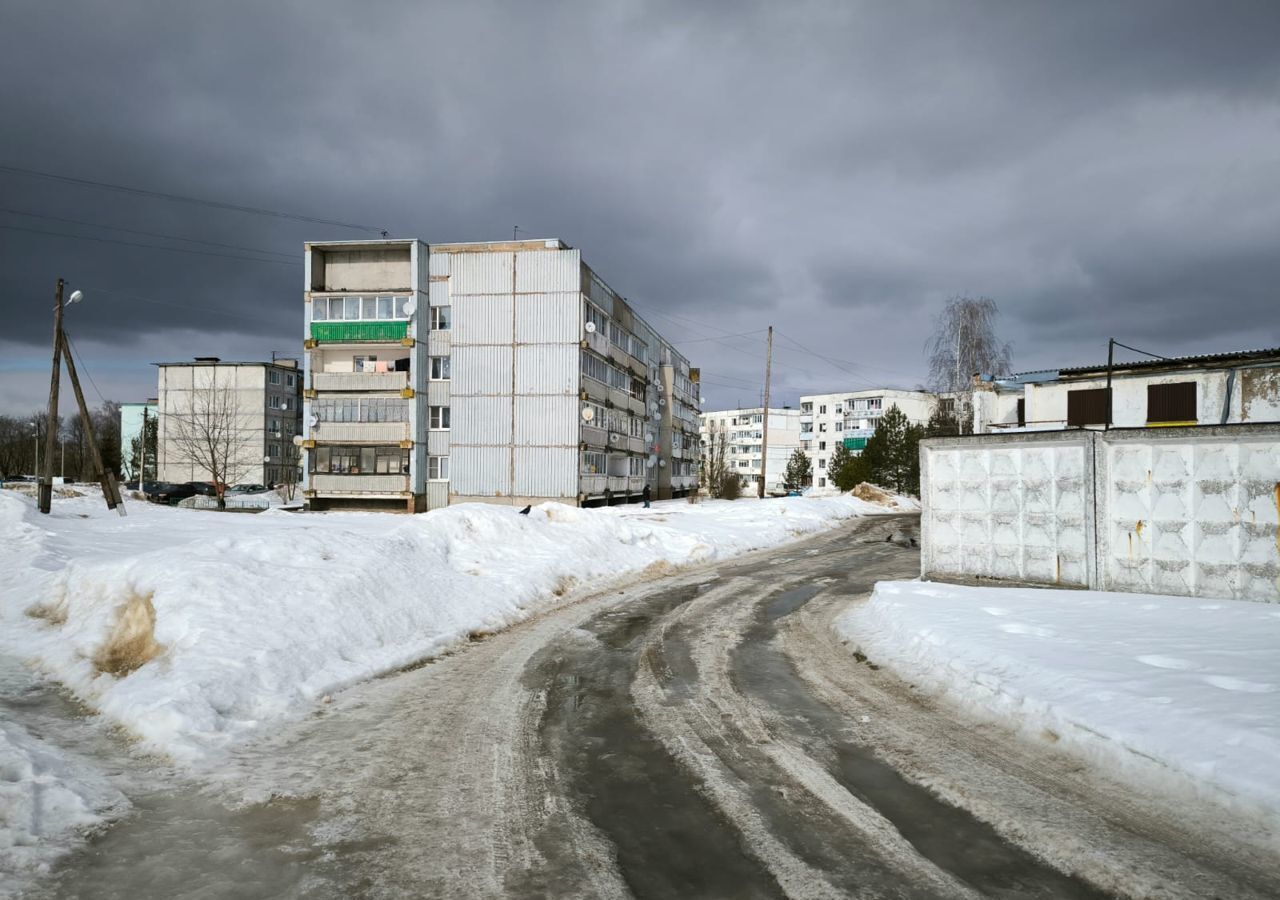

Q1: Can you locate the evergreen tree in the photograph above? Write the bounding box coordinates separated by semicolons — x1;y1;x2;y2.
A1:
860;404;923;496
782;449;812;490
828;443;868;491
128;414;159;482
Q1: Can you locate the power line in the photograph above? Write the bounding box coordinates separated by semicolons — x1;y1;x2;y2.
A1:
62;332;108;405
673;328;769;345
0;163;387;234
0;224;301;266
0;207;296;260
1112;340;1171;361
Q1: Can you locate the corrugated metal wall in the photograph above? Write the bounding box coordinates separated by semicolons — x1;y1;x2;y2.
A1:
452;295;514;344
452;397;513;444
515;250;580;293
451;446;511;496
515;292;580;343
453;346;514;394
515;346;578;394
515;396;580;446
452;252;513;294
514;447;577;498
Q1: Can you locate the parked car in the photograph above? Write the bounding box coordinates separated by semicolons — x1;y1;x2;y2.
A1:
148;482;195;504
226;483;267;495
188;482;218;497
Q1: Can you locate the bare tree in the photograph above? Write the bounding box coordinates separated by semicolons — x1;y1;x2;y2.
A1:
166;380;257;510
926;296;1012;391
926;296;1012;434
700;420;730;499
277;440;302;502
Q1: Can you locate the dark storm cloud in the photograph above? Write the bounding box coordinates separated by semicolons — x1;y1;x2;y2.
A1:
2;0;1278;412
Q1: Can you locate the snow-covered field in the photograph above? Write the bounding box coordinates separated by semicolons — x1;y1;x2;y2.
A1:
837;581;1280;825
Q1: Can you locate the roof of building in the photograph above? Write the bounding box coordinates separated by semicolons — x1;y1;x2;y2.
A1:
153;358;298;368
1005;346;1280;381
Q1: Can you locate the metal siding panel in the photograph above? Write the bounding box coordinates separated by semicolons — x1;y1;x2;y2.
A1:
515;249;580;293
453;294;513;344
311;422;409;443
429;280;449;307
427;430;451;455
311;474;409;493
427;381;451;405
428;331;451;356
426;481;449;509
452;346;512;395
428;251;450;278
451;446;511;496
514;447;577;498
515;345;578;395
452;396;512;445
451;251;513;295
515;396;579;446
515;292;580;343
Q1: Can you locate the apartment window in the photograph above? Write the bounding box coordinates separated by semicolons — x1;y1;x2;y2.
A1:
269;370;281;385
429;406;450;429
286;373;295;388
430;357;451;380
867;398;883;410
801;403;813;413
352;355;379;373
834;407;842;416
312;295;412;322
581;450;606;474
430;306;452;330
581;352;609;384
267;443;280;459
939;398;955;414
818;477;826;488
312;445;408;475
818;459;826;469
584;302;608;335
751;415;763;424
269;417;281;435
1067;388;1111;427
1147;382;1196;424
819;441;826;451
428;456;449;480
819;405;827;414
818;423;827;432
269;395;282;410
629;456;645;477
312;397;409;423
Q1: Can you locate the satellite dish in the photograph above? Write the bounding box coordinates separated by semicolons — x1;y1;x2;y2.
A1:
581;407;595;423
644;432;653;443
403;297;418;316
292;435;304;446
649;402;659;415
647;454;658;467
658;398;666;407
584;321;597;334
609;433;620;444
308;414;319;428
658;459;667;468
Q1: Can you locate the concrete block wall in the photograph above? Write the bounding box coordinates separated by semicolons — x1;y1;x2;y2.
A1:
920;424;1280;602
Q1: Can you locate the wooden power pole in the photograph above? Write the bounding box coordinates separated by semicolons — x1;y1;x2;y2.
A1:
39;279;64;514
39;277;125;515
758;325;773;499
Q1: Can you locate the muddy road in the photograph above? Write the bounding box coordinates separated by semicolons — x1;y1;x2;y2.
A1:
33;515;1280;898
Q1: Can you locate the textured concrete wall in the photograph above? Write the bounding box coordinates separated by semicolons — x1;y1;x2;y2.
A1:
921;425;1280;602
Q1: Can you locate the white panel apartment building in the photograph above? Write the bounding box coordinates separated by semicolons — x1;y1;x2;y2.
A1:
302;238;700;512
800;389;936;488
155;358;303;487
699;407;802;492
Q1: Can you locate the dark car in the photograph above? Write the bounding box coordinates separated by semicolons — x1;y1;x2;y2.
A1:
150;482;200;505
188;482;218;497
226;483;267;495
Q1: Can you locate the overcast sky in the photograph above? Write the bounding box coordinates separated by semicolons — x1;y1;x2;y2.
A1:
2;0;1278;415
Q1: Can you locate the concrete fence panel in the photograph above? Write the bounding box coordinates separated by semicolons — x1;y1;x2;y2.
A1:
920;424;1280;602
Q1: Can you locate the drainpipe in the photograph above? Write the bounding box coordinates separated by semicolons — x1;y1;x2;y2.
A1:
1220;368;1236;424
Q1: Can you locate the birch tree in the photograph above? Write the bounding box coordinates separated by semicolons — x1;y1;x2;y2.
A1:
926;296;1012;433
166;380;256;510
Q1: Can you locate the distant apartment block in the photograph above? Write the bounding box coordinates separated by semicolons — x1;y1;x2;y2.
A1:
699;407;802;491
302;239;700;512
800;389;936;488
155;358;303;487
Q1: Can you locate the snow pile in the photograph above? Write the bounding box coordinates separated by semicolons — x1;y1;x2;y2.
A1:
0;715;128;896
837;582;1280;821
0;490;899;765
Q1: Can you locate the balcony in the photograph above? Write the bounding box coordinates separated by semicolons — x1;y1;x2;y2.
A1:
310;321;409;343
312;371;409;392
309;422;410;442
310;473;410;494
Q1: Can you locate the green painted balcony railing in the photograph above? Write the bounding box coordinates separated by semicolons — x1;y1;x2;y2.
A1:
310;321;409;343
843;437;868;450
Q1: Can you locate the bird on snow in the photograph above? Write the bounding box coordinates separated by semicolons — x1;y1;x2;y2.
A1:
518;505;532;515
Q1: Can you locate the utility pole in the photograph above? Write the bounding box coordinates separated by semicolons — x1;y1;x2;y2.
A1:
61;330;125;515
758;325;773;499
39;279;64;513
138;407;147;492
1104;338;1115;430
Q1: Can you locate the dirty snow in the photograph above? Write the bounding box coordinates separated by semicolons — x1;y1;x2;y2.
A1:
837;581;1280;824
0;488;904;768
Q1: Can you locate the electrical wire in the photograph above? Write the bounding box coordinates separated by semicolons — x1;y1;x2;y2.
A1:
0;224;301;266
0;207;297;260
62;332;108;405
1112;340;1170;361
0;163;387;234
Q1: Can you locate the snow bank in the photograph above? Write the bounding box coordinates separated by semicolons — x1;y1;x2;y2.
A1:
0;713;128;896
0;489;900;765
837;581;1280;821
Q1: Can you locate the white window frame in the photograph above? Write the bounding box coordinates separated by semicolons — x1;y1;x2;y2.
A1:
430;357;451;380
428;456;449;481
429;406;450;430
430;306;451;330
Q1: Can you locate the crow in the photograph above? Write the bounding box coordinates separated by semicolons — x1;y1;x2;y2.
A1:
518;504;532;515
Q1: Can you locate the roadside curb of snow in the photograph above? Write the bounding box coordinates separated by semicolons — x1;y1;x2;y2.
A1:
831;583;1280;837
